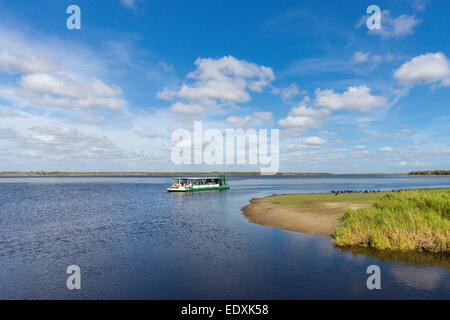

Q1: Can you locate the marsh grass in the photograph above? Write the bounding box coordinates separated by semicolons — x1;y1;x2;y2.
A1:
333;189;450;253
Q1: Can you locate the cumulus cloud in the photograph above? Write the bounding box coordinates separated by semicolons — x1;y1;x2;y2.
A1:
121;0;140;9
0;125;157;163
271;83;303;102
0;50;126;111
303;136;327;146
3;126;120;159
158;56;274;116
330;148;349;153
319;130;336;136
79;115;107;125
278;96;329;134
351;51;370;64
169;101;210;116
253;111;272;121
290;104;330;119
351;51;395;65
278;85;386;136
17;89;125;111
0;50;57;74
369;133;390;140
393;129;413;137
20;73;122;98
135;129;159;139
409;0;428;11
0;127;19;139
366;11;420;38
314;85;388;112
0;107;22;118
282;136;327;152
394;52;450;87
226;115;252;128
0;23;130;115
379;146;394;152
278;115;321;129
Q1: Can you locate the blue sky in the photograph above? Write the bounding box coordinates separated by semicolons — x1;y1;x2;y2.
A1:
0;0;448;173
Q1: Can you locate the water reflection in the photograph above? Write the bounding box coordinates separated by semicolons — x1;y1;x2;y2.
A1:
338;246;450;270
390;265;448;291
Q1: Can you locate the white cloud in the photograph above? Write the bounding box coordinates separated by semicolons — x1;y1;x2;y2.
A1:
158;56;274;116
330;148;349;153
135;129;159;139
17;89;125;111
367;11;420;38
0;48;126;112
121;0;139;9
0;125;159;163
290;105;330;118
351;51;396;65
354;145;367;149
0;107;22;118
410;0;428;11
278;115;322;129
351;51;370;64
226;115;252;128
271;83;303;102
394;52;450;87
303;136;327;146
80;115;107;125
413;139;427;145
319;130;336;136
278;96;329;134
169;101;210;116
282;136;327;152
156;87;176;100
20;73;122;98
379;146;394;152
0;50;57;74
278;86;386;136
0;127;19;139
315;85;388;112
253;111;272;121
369;133;390;140
393;129;413;137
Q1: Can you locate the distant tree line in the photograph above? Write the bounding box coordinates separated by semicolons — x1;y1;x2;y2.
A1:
408;170;450;176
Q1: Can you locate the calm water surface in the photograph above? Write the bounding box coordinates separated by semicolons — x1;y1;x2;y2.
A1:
0;175;449;299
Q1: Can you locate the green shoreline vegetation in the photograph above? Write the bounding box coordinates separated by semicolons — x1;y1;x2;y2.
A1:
334;189;449;253
0;171;334;176
407;170;450;176
0;171;431;177
0;169;448;177
243;188;450;254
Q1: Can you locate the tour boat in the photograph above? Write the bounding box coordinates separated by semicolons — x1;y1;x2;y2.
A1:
167;175;230;192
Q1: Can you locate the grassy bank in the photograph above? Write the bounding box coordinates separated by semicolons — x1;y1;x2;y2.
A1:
333;189;450;253
243;188;450;254
242;192;385;236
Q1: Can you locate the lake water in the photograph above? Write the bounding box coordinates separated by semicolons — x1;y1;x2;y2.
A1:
0;175;449;299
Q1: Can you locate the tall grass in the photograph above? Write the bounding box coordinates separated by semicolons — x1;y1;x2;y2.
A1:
333;189;450;253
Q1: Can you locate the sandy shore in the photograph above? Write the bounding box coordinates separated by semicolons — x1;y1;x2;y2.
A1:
242;194;372;236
